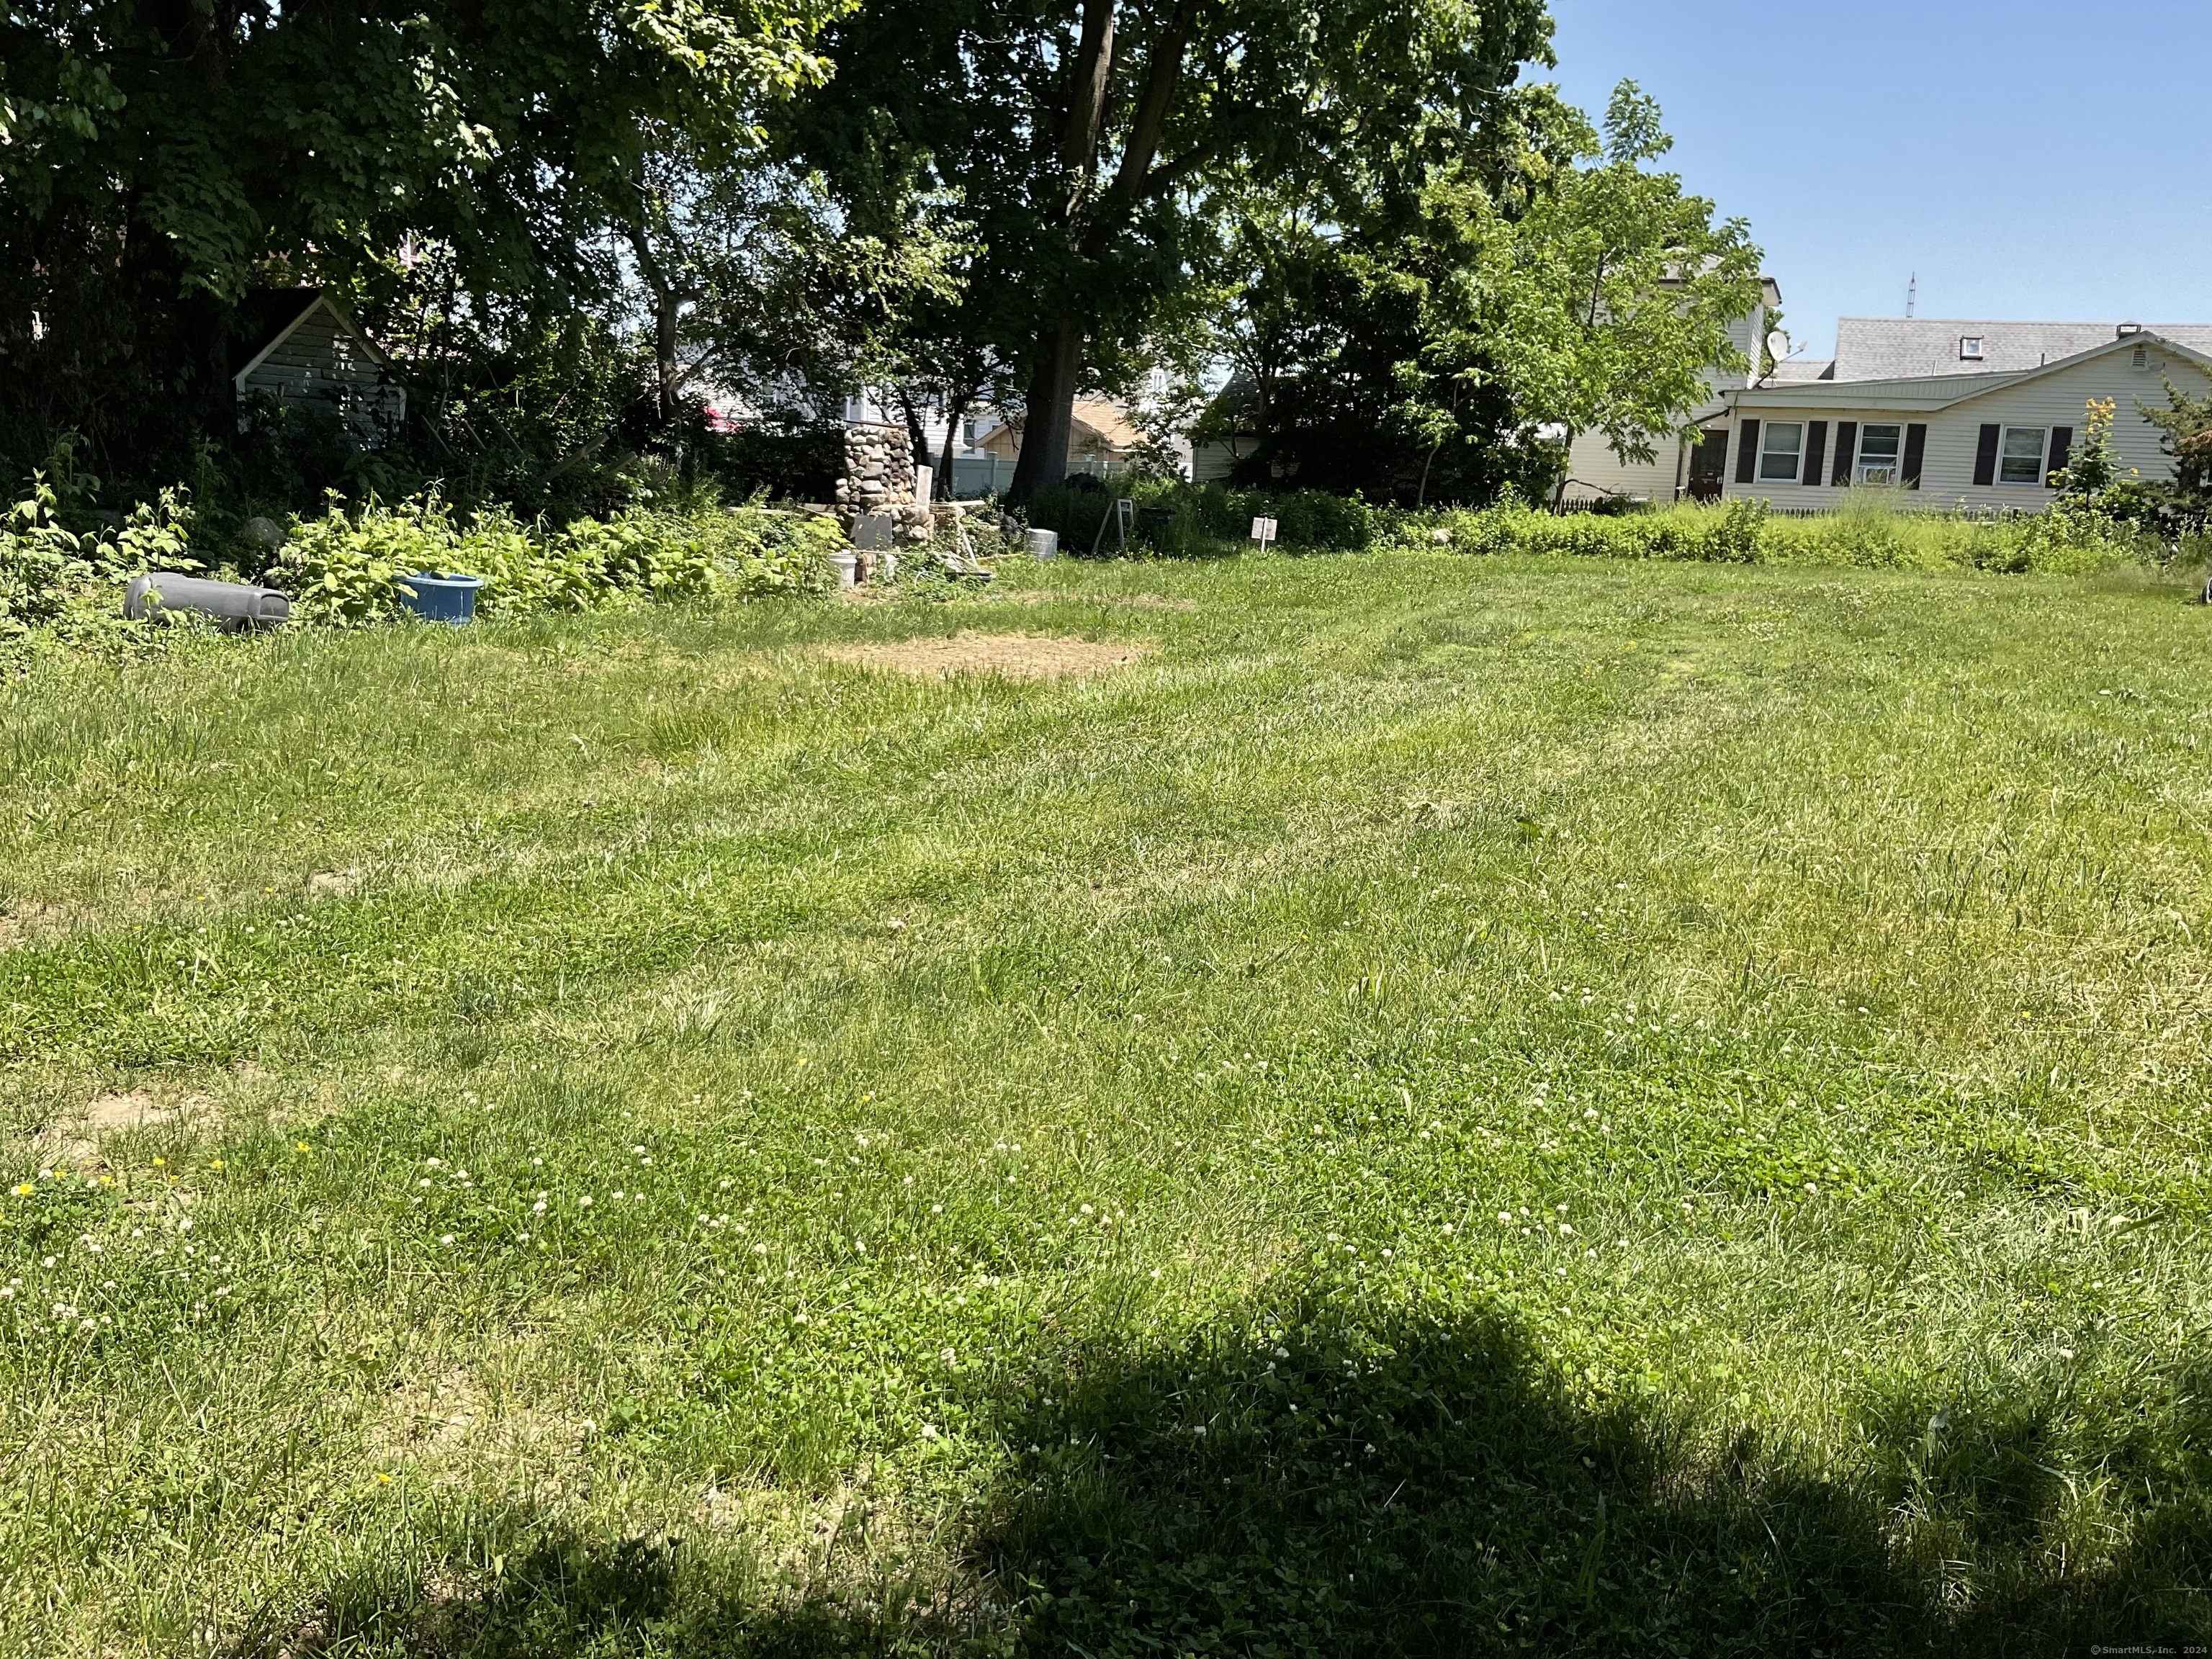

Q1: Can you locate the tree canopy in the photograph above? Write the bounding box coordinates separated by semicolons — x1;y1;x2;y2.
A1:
1197;80;1761;506
0;0;844;484
781;0;1557;498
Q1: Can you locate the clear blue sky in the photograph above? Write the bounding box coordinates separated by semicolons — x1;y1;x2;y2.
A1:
1544;0;2212;359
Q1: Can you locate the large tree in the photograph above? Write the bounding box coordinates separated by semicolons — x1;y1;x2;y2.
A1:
1197;79;1760;507
0;0;842;486
782;0;1555;500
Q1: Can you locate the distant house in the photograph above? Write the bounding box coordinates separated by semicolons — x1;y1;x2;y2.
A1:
230;289;406;443
1719;324;2212;510
975;399;1159;479
1559;276;1783;506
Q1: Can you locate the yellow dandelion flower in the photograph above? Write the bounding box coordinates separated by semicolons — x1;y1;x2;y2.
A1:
151;1157;166;1168
12;1183;32;1197
295;1142;311;1154
375;1471;393;1485
210;1160;225;1172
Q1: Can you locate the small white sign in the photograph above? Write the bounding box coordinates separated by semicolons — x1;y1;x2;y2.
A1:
1250;516;1278;546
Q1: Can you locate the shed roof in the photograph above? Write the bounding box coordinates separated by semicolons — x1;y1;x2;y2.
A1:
229;288;393;392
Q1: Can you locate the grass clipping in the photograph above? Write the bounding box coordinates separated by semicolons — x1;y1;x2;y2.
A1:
823;632;1150;682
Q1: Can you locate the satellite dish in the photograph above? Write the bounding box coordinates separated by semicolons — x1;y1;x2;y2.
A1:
1766;330;1794;363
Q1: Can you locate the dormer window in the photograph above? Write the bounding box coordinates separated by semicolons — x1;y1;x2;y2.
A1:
1959;336;1984;361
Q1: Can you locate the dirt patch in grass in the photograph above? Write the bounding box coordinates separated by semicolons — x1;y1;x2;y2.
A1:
0;902;81;950
307;870;360;899
82;1090;179;1132
32;1088;218;1169
824;632;1151;682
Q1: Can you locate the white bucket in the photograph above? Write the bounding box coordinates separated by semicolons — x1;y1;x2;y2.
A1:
1025;529;1059;560
829;552;860;588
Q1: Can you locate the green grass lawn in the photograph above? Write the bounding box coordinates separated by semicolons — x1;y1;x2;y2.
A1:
4;550;2210;1656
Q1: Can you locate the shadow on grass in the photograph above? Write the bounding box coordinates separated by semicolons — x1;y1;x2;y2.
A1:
233;1298;2211;1658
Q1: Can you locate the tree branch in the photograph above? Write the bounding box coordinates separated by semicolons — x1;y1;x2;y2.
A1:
1058;0;1118;216
1103;0;1196;215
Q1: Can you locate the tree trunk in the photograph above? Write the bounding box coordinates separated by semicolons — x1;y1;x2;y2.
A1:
936;395;971;500
894;388;932;472
1009;322;1083;501
655;287;682;425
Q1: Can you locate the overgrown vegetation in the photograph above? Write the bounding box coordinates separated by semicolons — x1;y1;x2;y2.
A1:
272;498;839;626
2;553;2208;1653
0;481;836;665
1024;475;2198;577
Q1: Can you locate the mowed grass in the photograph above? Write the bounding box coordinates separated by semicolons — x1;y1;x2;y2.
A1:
3;551;2210;1656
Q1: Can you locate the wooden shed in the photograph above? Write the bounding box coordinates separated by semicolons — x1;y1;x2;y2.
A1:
230;289;406;444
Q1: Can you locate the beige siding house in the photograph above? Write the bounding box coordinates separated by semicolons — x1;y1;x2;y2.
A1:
1559;276;1781;505
1719;328;2211;511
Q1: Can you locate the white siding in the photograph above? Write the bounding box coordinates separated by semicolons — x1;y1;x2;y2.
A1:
1561;295;1765;504
1723;346;2209;512
1562;431;1686;503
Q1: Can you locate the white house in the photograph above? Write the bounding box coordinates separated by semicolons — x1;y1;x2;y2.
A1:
1718;325;2211;510
1559;276;1782;505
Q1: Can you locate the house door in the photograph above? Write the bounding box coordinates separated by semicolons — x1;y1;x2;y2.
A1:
1686;429;1729;502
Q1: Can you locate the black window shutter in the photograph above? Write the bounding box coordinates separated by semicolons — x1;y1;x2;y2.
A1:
1802;421;1828;486
1972;423;2000;486
1831;421;1858;486
2046;426;2073;486
1903;424;1928;488
1734;418;1761;485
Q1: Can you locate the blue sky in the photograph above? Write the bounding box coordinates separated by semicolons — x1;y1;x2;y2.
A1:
1543;0;2212;359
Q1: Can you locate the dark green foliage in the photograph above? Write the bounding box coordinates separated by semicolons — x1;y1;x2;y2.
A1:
0;0;840;498
2140;379;2212;529
782;0;1557;500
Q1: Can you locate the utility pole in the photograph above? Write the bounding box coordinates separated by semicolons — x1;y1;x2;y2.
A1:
1907;273;1917;318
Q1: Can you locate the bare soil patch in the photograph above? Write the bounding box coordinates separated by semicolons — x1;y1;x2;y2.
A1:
824;631;1151;682
83;1090;179;1132
307;871;359;899
0;903;80;950
32;1089;220;1169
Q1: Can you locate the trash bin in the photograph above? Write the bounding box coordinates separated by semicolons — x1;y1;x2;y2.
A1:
399;572;485;626
1025;529;1059;560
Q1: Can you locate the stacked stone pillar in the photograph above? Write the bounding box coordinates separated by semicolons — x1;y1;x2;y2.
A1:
835;423;935;545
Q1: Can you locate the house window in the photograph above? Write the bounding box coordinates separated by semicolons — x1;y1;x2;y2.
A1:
1998;426;2049;485
1148;367;1169;396
1959;336;1984;361
1857;423;1903;485
1758;421;1804;482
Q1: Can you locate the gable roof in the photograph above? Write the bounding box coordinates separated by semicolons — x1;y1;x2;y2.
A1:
1730;331;2212;413
229;287;394;392
1833;316;2212;380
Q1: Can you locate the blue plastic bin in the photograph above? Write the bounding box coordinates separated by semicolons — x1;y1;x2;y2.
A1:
399;572;485;626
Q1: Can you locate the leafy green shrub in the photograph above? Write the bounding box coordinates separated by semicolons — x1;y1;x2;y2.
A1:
270;495;837;626
1;473;197;637
273;497;455;626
